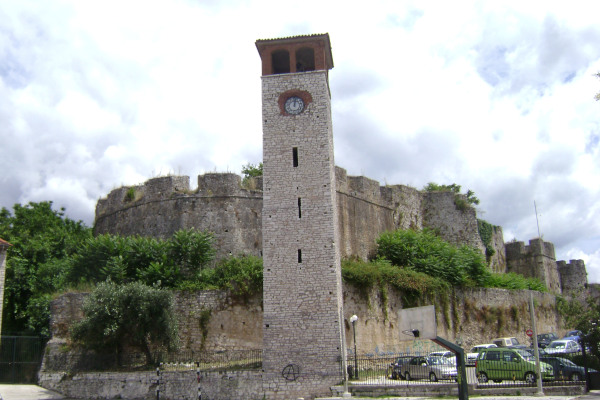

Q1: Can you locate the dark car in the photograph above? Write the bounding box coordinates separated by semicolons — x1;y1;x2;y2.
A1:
537;333;559;348
540;356;596;381
563;330;583;342
389;356;414;379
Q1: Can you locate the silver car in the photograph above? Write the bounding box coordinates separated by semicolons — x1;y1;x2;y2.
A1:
403;356;458;382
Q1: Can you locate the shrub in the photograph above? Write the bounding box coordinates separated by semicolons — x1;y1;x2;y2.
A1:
376;229;490;287
70;281;178;365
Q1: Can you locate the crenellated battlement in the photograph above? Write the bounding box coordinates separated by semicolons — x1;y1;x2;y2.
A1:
506;238;556;260
558;259;588;294
93;168;587;295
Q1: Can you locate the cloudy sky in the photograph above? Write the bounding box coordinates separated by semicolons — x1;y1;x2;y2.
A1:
1;1;599;282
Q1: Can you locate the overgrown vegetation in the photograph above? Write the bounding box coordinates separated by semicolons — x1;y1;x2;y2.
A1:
70;281;178;365
241;162;263;188
377;228;490;287
477;219;496;260
558;295;600;359
0;202;92;336
341;258;449;307
424;182;480;206
67;229;215;287
0;201;263;337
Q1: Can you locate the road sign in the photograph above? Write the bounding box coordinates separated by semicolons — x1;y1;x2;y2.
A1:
526;329;533;337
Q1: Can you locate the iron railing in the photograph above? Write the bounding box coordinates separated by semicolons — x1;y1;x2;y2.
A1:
0;336;45;383
345;350;596;389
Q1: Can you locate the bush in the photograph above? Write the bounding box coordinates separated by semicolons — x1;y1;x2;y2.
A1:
342;257;449;302
70;281;178;365
376;229;490;287
483;272;547;292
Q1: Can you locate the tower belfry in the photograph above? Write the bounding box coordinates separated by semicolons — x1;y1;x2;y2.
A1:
256;34;346;399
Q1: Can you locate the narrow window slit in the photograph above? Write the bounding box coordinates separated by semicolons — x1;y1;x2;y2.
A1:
292;147;299;167
298;249;302;263
298;197;302;218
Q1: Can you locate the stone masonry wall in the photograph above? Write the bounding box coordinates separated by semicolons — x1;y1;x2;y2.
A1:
94;169;494;267
422;191;485;254
506;239;562;294
47;285;564;368
558;259;588;293
94;174;263;261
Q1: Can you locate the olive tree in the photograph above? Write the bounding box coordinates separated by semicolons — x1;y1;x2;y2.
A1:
70;281;179;365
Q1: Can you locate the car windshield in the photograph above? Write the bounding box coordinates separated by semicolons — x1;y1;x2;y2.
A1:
566;331;580;336
516;349;534;360
428;356;452;365
549;342;566;349
511;338;521;345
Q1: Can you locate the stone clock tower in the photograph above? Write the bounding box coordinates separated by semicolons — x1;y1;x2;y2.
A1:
256;34;347;399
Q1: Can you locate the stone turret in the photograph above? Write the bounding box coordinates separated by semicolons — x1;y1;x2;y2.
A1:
506;238;562;293
557;259;588;294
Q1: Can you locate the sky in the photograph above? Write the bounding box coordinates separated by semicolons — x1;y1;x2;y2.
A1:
1;1;600;282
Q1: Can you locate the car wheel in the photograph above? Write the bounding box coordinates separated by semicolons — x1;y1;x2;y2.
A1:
525;372;536;384
404;372;411;381
571;372;581;382
429;372;438;382
478;372;489;383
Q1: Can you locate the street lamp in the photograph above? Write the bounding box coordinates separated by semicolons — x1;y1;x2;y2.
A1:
350;315;358;379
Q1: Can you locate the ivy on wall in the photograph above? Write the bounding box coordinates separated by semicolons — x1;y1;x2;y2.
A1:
477;219;496;261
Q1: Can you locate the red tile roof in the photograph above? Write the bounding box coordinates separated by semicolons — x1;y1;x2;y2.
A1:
0;238;12;249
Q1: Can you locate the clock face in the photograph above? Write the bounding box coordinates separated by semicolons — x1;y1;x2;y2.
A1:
284;96;304;115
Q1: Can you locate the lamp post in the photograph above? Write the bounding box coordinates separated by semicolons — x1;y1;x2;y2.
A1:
350;315;358;379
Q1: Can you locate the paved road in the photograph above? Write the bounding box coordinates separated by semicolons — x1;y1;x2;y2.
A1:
0;384;598;400
0;385;64;400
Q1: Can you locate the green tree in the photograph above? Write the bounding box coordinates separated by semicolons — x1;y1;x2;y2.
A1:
241;162;263;188
70;281;179;365
424;182;480;205
376;228;490;287
67;229;214;288
0;202;91;336
241;162;263;179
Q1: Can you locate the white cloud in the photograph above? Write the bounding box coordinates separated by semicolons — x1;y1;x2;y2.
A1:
1;0;599;282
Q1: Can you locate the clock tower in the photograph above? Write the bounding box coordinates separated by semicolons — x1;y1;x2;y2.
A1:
256;34;347;399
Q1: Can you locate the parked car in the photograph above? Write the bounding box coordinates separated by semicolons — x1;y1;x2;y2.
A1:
540;356;596;381
467;344;497;366
545;339;582;355
563;330;583;341
429;351;456;366
389;355;414;379
537;333;559;348
491;337;528;349
403;356;458;382
475;347;554;384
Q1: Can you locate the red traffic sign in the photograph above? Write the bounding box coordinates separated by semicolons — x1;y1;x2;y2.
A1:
526;329;533;337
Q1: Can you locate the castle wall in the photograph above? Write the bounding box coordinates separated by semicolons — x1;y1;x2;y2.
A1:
47;285;564;366
489;225;507;274
94;170;487;267
94;174;263;261
422;191;485;253
558;259;588;294
506;239;562;293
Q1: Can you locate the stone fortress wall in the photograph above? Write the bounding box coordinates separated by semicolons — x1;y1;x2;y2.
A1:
94;168;587;295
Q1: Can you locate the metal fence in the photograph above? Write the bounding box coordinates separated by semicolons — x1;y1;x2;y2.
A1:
346;350;596;389
0;336;45;383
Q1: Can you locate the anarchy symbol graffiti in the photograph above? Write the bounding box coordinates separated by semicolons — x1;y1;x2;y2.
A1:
281;364;301;381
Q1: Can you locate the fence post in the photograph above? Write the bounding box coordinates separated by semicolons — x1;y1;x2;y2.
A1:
196;361;202;400
156;365;161;400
